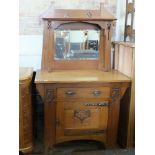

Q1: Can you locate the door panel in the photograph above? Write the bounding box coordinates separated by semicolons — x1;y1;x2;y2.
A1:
56;100;109;141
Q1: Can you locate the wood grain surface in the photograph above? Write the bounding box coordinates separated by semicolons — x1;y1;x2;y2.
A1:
35;70;131;83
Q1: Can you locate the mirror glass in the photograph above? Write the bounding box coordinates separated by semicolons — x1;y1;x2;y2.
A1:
54;30;100;60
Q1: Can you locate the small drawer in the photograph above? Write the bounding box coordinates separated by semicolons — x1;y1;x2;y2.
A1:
57;87;110;99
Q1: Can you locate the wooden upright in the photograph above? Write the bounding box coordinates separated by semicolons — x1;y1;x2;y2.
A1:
35;3;131;153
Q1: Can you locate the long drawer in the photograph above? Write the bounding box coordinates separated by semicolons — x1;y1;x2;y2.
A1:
57;87;111;99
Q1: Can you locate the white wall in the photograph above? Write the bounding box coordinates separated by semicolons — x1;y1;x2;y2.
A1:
113;0;126;41
19;35;43;70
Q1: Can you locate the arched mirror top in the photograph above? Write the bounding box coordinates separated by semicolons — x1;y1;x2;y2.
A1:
54;22;101;30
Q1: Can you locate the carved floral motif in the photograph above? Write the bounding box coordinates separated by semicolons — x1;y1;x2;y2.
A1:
74;110;91;123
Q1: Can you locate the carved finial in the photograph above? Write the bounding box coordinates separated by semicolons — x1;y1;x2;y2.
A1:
49;1;55;12
50;1;55;6
39;0;55;24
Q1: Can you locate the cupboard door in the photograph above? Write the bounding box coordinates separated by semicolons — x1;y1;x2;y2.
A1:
56;100;109;141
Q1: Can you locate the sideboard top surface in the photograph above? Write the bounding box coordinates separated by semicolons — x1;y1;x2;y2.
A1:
19;67;33;81
35;70;131;84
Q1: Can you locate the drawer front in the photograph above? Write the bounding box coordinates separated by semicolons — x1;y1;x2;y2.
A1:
57;87;110;99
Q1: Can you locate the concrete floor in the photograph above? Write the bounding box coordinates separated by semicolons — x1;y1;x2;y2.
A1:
49;149;135;155
30;140;135;155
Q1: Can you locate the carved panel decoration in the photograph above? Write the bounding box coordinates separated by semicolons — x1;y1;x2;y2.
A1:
47;20;52;30
74;110;91;123
111;88;120;103
45;88;54;103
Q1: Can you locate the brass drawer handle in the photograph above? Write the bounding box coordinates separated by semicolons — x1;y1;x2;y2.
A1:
84;102;109;107
65;91;76;96
92;90;102;96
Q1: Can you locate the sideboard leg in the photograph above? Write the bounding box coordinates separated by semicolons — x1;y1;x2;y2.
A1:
107;88;121;147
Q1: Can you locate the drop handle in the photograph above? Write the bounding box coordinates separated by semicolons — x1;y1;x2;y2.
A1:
83;102;109;107
65;91;76;96
92;90;102;96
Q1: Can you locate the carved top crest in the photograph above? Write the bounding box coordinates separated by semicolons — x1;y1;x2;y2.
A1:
42;9;116;21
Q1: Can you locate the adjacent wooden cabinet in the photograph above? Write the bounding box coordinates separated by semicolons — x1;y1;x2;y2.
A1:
113;42;135;147
19;68;33;153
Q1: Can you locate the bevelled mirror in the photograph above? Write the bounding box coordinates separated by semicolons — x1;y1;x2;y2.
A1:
54;30;100;60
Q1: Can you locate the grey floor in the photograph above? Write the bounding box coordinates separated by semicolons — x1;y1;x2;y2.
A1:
30;140;135;155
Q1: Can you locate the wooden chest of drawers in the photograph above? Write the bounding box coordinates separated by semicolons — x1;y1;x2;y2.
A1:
19;68;33;153
35;70;131;152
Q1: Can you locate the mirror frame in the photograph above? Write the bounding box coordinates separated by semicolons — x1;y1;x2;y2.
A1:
41;12;115;71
